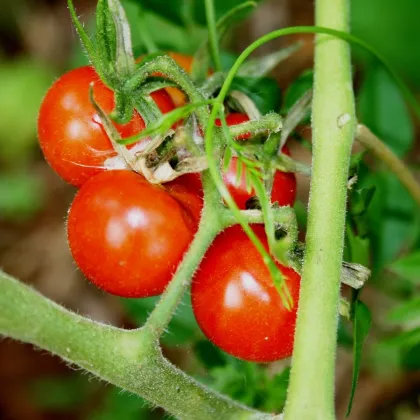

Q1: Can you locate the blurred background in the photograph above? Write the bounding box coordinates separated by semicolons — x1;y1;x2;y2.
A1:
1;0;420;419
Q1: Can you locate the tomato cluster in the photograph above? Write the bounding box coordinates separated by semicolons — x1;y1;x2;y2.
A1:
37;55;300;362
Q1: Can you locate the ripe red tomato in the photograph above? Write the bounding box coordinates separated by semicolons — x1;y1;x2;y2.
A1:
191;224;300;362
38;66;175;187
67;170;201;297
216;113;297;209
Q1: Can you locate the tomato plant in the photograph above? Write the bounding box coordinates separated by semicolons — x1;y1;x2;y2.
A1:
4;0;420;419
38;66;175;187
192;224;300;362
67;170;201;297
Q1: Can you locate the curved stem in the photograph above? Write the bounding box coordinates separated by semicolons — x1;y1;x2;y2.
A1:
356;124;420;208
124;56;209;128
229;113;283;138
284;0;355;419
0;271;264;420
213;26;420;124
222;207;296;229
205;0;222;72
145;174;224;337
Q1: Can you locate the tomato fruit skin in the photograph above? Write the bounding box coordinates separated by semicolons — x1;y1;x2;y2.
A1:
191;224;300;362
38;66;175;187
67;170;200;298
217;113;297;209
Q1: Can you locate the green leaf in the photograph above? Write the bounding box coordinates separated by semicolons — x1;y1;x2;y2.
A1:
351;0;420;89
361;171;418;274
345;184;374;267
262;367;290;412
122;293;201;347
223;146;233;171
387;297;420;325
119;100;213;145
337;316;353;348
192;0;262;26
293;200;307;231
238;42;302;78
133;0;261;27
282;69;313;117
131;9;206;53
108;0;136;76
207;363;260;407
401;342;420;371
347;300;371;417
192;1;256;81
384;328;420;349
358;65;414;157
230;77;281;114
388;251;420;283
345;226;370;267
96;0;117;70
194;340;226;369
68;0;103;77
130;0;186;26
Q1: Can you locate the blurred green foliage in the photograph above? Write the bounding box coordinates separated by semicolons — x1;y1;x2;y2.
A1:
0;58;53;221
127;0;260;27
4;0;420;418
0;58;53;163
352;0;420;89
358;65;414;157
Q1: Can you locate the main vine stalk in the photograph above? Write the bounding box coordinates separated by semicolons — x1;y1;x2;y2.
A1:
284;0;355;418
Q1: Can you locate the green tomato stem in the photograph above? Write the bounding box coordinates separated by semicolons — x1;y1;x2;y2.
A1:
204;0;222;72
356;124;420;208
284;0;355;418
124;56;209;129
144;172;224;338
0;270;265;420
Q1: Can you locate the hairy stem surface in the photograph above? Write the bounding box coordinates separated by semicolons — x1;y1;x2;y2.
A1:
284;0;355;418
0;271;267;420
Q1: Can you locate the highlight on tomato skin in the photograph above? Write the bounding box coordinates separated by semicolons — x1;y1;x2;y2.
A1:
37;65;175;187
67;170;200;298
191;224;301;363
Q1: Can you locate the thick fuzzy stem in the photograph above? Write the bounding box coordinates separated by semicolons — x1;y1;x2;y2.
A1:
284;0;355;419
0;271;266;420
145;173;224;338
356;124;420;208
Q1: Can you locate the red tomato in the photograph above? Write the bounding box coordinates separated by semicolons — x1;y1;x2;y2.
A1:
217;113;297;209
191;224;300;362
67;170;201;297
38;66;175;187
